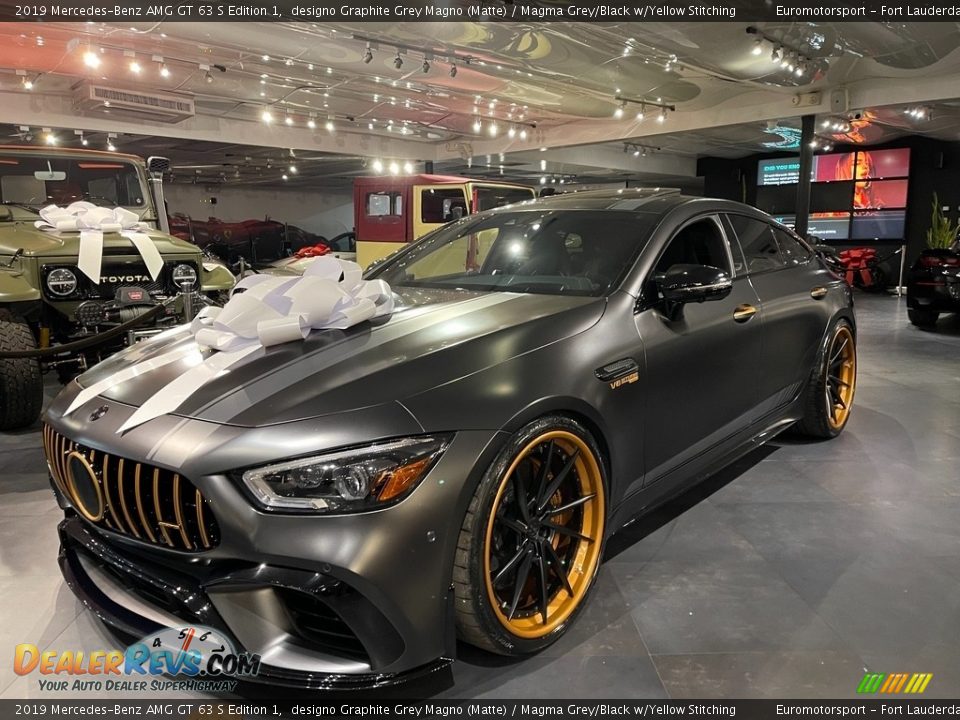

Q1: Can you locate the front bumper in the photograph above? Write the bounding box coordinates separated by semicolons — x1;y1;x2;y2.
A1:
45;391;505;688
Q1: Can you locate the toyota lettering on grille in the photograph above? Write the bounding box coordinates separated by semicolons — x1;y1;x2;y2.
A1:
100;274;152;284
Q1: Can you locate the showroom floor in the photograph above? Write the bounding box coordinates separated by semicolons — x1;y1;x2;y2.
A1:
2;294;959;700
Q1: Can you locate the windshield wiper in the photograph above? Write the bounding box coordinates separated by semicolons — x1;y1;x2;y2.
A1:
1;202;40;214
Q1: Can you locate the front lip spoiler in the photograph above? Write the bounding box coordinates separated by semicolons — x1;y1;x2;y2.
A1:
57;517;453;691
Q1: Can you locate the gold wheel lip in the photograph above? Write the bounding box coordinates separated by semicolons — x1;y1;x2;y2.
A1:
64;450;106;523
483;429;606;639
826;325;857;430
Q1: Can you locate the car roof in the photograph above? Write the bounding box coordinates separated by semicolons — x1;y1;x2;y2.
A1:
492;187;764;218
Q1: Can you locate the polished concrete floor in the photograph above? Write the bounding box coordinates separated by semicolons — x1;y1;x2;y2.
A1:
1;294;958;699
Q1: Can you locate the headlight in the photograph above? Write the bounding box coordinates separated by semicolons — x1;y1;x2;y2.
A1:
240;435;451;513
171;263;198;289
47;268;78;297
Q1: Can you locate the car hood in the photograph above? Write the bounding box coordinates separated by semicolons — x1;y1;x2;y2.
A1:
0;221;199;257
76;287;605;426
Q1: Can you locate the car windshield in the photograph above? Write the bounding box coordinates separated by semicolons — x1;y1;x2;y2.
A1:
374;210;656;297
0;155;148;212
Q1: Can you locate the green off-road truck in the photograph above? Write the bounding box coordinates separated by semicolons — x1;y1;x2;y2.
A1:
0;146;235;430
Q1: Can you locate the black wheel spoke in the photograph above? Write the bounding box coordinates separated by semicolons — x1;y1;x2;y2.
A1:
493;540;530;588
513;468;532;525
828;374;850;388
535;440;555;504
536;549;549;624
496;515;528;536
547;493;595;516
543;520;592;542
542;539;575;597
538;448;580;512
507;549;534;620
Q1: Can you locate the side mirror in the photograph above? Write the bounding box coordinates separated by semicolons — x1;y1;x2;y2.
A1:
659;263;732;306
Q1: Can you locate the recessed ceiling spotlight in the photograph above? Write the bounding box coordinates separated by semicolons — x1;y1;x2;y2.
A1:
83;49;101;68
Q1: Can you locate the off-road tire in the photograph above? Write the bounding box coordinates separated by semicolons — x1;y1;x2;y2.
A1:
453;415;607;655
0;310;43;430
794;319;856;439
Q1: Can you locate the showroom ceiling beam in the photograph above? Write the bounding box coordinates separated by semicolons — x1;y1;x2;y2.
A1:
0;90;433;160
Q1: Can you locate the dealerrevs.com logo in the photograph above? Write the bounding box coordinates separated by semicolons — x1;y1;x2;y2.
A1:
14;625;260;693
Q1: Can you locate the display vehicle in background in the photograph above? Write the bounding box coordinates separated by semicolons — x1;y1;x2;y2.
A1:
0;146;234;430
44;189;855;689
906;241;960;328
354;174;535;267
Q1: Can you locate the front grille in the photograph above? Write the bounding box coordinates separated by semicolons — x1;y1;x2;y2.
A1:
277;588;369;661
43;425;219;552
40;261;196;301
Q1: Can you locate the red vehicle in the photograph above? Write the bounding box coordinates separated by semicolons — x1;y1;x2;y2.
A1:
354;174;535;267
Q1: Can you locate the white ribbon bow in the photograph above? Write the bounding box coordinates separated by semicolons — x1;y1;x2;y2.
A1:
35;201;163;283
64;256;395;434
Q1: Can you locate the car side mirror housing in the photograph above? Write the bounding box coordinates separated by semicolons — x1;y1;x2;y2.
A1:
658;264;732;319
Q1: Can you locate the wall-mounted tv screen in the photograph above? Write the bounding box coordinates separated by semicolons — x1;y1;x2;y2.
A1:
775;213;851;241
853;179;909;210
758;158;801;186
851;210;907;240
812;153;856;182
756;184;797;214
856;148;911;179
811;182;855;213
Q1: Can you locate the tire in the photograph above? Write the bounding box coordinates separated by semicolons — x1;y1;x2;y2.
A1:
908;307;939;329
794;319;857;439
454;415;607;655
0;310;43;431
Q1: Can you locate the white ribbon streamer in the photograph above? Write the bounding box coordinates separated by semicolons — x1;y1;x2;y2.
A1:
35;201;163;283
63;256;395;434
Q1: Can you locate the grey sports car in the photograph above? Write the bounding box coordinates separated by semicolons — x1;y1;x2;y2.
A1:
43;188;856;689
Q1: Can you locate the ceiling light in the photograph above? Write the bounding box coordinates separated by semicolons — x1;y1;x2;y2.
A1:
83;49;101;69
614;101;625;119
307;118;317;129
363;46;373;64
540;159;547;171
325;120;334;131
45;132;57;145
633;148;640;157
282;173;289;181
488;122;498;137
422;58;430;73
636;104;646;121
289;164;297;173
159;64;170;78
107;141;116;151
508;126;516;138
403;161;414;174
771;45;782;62
372;159;384;173
204;69;214;84
80;136;88;146
129;60;141;74
658;107;668;123
284;115;293;126
449;63;457;78
22;77;33;91
752;38;764;56
262;55;270;62
389;162;399;175
394;52;403;70
540;176;546;185
519;128;528;140
809;139;819;149
261;109;274;123
473;117;482;133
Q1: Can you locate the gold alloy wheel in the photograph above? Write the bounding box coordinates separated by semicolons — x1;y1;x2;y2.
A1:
825;325;857;430
482;430;605;638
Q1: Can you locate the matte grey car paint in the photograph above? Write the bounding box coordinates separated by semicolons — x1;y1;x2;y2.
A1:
44;189;854;687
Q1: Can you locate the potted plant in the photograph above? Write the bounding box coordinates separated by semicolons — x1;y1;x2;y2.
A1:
926;193;958;249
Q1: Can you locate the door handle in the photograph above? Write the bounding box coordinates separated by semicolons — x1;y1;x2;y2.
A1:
733;304;757;323
810;286;828;299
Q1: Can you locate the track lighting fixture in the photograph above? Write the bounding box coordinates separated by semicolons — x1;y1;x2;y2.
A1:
614;100;626;119
394;52;403;70
307;118;317;129
771;45;782;62
422;58;430;73
363;45;373;64
449;63;457;78
752;38;764;56
658;107;668;123
473;117;482;133
83;48;101;69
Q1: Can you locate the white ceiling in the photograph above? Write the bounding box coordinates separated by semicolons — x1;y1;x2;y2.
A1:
0;21;958;189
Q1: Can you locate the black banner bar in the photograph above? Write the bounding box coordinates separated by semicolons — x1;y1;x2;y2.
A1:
5;699;960;719
2;0;959;23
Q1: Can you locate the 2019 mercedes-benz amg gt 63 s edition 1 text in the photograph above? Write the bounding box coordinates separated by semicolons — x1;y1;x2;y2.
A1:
43;189;856;689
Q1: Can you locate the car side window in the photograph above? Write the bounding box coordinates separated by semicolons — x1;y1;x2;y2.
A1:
728;214;785;273
772;226;813;266
653;217;732;278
